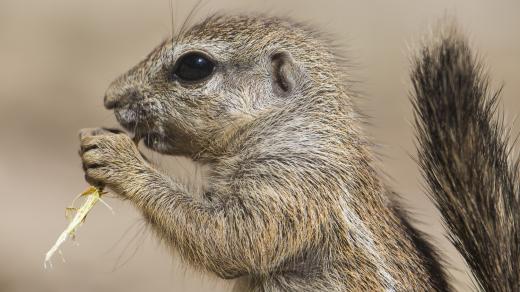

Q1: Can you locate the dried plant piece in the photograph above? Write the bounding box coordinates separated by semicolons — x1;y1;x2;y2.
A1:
44;186;113;269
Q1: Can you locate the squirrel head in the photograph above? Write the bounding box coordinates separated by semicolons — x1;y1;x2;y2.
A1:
104;15;345;160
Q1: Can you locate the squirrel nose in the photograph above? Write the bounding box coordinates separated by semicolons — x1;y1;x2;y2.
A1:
104;89;144;109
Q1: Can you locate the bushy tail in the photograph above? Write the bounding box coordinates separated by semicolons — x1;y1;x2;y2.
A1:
410;26;520;291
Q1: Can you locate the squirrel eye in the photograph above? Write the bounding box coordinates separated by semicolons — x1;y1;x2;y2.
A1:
173;52;215;82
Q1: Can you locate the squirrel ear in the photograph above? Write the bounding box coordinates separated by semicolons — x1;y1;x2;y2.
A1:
270;51;299;97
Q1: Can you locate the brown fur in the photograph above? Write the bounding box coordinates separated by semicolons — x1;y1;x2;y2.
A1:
80;15;452;291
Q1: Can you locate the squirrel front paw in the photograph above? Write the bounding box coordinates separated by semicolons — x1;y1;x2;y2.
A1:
78;128;148;194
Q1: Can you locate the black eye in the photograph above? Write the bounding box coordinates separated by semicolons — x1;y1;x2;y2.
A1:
173;52;215;82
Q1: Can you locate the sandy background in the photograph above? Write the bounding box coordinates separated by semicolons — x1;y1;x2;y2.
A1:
0;0;518;291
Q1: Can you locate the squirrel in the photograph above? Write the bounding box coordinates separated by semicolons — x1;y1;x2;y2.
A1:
78;15;519;291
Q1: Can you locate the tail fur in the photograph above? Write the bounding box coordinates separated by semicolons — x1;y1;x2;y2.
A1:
411;26;520;291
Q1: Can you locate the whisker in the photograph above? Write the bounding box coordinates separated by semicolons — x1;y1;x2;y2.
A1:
177;0;207;41
111;221;149;271
104;218;143;255
169;0;175;43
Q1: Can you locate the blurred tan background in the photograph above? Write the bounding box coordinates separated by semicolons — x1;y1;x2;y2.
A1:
0;0;518;291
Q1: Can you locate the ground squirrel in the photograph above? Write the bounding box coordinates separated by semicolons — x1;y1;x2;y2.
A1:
78;15;519;291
